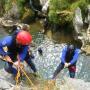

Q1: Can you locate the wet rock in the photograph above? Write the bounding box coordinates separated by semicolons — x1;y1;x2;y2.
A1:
58;77;90;90
40;0;48;6
0;18;16;27
3;3;20;20
0;17;30;30
77;5;90;45
0;69;14;90
85;5;90;24
81;45;90;55
86;5;90;43
42;0;50;13
73;7;83;34
86;25;90;43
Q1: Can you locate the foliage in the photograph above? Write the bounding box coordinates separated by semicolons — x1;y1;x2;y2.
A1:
48;0;90;29
48;0;71;24
4;0;12;12
16;0;26;17
48;10;59;24
70;0;90;19
0;0;5;16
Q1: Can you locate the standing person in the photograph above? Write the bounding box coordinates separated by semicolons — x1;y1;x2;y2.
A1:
0;31;37;76
52;39;82;79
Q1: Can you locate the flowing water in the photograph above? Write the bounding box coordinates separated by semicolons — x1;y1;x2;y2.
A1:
0;20;90;82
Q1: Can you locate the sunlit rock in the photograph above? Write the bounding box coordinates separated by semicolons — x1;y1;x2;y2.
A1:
42;0;50;13
73;7;83;34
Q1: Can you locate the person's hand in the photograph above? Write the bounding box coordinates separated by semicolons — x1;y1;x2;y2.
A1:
14;61;19;66
14;61;23;66
13;61;24;69
64;63;68;68
64;63;70;68
4;55;12;62
68;63;71;67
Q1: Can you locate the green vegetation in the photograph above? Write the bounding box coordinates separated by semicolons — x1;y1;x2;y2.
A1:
0;0;35;21
48;0;71;25
48;0;90;29
0;0;5;16
70;0;90;20
0;0;90;31
4;0;12;12
16;0;26;17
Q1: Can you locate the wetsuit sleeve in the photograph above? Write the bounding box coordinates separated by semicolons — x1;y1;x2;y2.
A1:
0;42;7;56
0;36;12;56
18;46;28;62
70;49;80;65
60;46;67;64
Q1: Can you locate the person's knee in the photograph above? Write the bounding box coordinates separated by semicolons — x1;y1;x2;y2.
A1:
68;66;76;72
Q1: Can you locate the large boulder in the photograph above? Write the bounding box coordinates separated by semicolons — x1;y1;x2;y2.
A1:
73;7;83;34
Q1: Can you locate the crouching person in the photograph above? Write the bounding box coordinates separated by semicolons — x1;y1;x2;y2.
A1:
52;39;82;79
0;31;37;77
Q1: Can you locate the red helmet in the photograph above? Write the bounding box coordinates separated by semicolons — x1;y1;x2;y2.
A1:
16;31;32;45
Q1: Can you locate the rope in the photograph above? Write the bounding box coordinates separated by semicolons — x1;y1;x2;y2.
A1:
18;55;34;86
15;68;20;85
0;57;34;86
15;55;21;85
19;66;34;86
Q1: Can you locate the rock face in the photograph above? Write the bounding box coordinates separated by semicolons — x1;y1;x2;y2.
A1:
41;0;50;13
0;69;14;90
40;0;48;6
81;5;90;54
73;5;90;54
73;7;83;34
0;68;90;90
86;5;90;43
4;3;20;20
0;18;17;27
58;77;90;90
